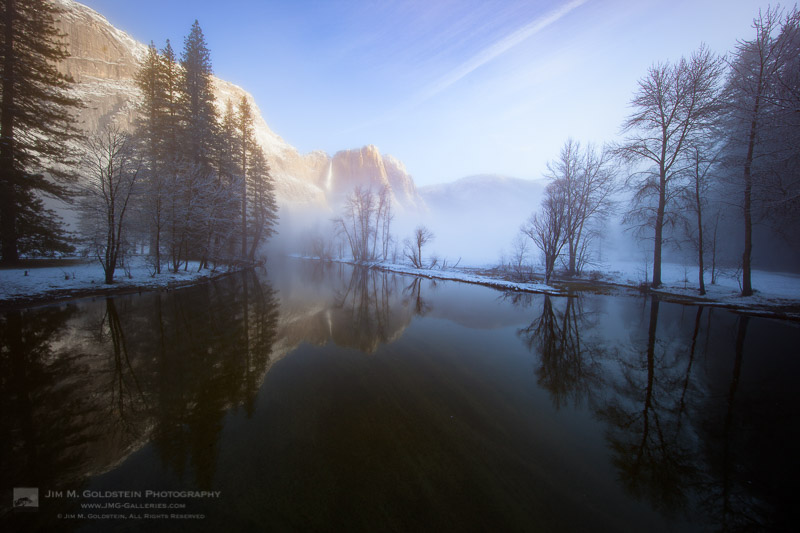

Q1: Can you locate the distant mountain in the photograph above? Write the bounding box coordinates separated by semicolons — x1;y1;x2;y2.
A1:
52;0;547;264
52;0;422;212
420;174;544;213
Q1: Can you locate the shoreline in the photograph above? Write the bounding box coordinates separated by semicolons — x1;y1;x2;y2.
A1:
4;256;799;321
0;264;245;312
312;257;800;322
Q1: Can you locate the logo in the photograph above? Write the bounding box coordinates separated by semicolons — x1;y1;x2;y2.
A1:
13;488;39;511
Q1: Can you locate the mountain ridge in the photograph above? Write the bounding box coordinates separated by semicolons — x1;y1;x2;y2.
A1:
52;0;421;211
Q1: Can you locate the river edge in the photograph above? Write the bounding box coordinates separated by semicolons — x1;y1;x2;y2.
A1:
315;257;800;322
3;256;799;321
0;264;246;312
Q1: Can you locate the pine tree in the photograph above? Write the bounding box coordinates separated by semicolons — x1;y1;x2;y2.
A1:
180;20;217;171
0;0;82;263
218;99;238;183
161;40;182;162
246;148;278;260
134;43;166;160
236;96;254;258
175;21;219;268
161;39;194;272
134;42;167;272
213;99;240;260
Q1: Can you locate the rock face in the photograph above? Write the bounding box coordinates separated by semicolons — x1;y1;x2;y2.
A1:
51;0;422;212
330;145;421;210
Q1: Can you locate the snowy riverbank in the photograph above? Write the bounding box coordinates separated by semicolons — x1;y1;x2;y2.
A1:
294;256;800;321
0;256;242;309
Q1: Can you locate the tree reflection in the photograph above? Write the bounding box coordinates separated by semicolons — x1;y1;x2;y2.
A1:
101;297;149;438
0;305;91;527
695;314;771;531
594;300;776;530
275;264;419;354
517;292;603;409
401;277;432;317
1;270;280;500
330;267;410;353
515;291;775;529
596;298;702;515
146;270;279;488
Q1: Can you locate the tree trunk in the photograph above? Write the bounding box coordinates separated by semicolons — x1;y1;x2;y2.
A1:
240;129;248;259
568;237;576;277
710;214;718;285
241;174;247;259
652;169;666;289
695;161;705;295
154;223;161;274
742;159;754;296
740;81;762;297
0;0;19;264
247;224;262;262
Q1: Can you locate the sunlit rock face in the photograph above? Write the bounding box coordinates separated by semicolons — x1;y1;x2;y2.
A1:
273;264;418;354
53;0;144;132
50;0;424;213
330;145;422;210
54;0;145;82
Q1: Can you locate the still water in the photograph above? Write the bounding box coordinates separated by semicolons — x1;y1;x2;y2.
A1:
1;257;798;532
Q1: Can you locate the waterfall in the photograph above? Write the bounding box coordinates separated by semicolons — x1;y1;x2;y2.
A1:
326;160;333;191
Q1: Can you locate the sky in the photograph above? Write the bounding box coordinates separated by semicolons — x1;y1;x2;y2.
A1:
80;0;766;187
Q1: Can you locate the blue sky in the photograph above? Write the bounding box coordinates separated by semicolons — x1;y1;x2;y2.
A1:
81;0;765;186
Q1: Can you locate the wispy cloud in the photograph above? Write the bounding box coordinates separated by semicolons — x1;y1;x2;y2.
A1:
338;0;588;137
417;0;588;102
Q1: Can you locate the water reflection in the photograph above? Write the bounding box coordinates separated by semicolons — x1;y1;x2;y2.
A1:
277;261;436;353
0;304;93;523
516;292;605;409
0;270;278;526
597;298;701;516
512;290;794;531
1;261;797;532
289;264;795;530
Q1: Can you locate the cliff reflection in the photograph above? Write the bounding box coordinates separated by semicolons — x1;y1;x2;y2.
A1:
0;270;279;518
2;261;795;532
279;262;430;354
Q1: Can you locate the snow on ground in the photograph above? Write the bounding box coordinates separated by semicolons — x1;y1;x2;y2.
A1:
292;254;800;315
597;260;800;305
5;252;799;315
0;256;229;303
358;260;564;296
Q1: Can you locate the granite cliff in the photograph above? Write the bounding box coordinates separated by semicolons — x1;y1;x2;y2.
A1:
52;0;422;212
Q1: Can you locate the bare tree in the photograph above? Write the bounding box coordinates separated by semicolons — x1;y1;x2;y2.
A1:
544;139;580;274
680;144;720;295
723;6;799;295
616;45;724;288
79;125;142;284
508;233;532;281
404;225;434;268
522;182;569;284
334;185;393;262
547;139;617;276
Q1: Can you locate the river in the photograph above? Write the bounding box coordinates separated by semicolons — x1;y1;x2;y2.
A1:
2;257;798;531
